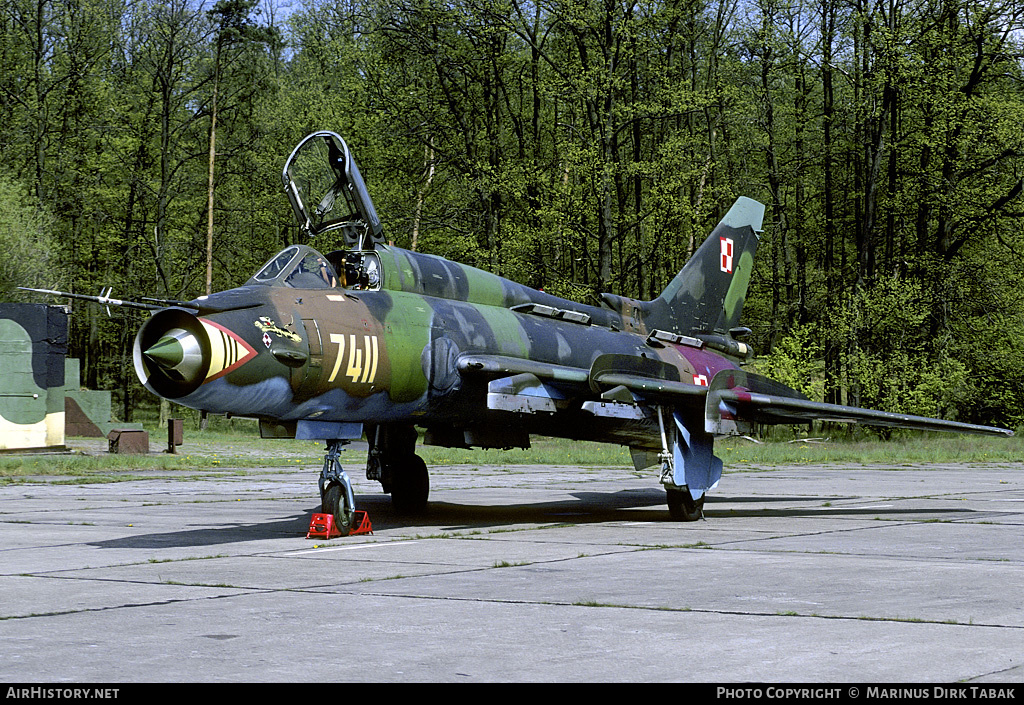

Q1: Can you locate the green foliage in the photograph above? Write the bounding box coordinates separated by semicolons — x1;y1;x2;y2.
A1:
0;0;1023;429
829;277;970;419
0;177;54;295
751;325;825;402
847;349;969;420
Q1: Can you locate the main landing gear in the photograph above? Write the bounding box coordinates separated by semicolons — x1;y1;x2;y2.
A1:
656;406;712;522
365;424;430;515
666;487;705;522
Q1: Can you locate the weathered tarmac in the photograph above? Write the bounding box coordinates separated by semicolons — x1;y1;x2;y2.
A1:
1;442;1023;683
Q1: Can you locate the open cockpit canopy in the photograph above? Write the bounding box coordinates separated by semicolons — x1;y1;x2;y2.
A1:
282;131;383;249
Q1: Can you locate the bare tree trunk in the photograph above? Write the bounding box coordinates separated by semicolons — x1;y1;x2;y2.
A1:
206;49;219;296
411;138;434;252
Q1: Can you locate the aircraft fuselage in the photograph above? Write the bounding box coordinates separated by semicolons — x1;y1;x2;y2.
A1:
135;247;742;453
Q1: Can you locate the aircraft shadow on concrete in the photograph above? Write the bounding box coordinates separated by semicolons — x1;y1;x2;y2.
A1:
87;489;973;550
401;493;975;527
87;488;668;550
702;503;975;519
88;514;315;550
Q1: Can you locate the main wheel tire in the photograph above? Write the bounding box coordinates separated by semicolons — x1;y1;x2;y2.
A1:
390;454;429;515
667;488;704;522
322;483;354;534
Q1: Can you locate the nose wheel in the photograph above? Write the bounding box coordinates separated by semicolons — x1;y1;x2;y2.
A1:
319;440;355;534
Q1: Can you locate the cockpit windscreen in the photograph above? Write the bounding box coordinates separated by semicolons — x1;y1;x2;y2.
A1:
250;246;339;289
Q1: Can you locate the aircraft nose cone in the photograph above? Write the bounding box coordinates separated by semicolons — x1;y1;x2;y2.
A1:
143;328;204;382
144;337;184;366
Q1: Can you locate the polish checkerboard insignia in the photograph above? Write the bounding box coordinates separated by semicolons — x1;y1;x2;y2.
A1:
720;237;734;273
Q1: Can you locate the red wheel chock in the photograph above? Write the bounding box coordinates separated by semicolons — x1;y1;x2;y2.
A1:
306;511;373;539
349;510;373;536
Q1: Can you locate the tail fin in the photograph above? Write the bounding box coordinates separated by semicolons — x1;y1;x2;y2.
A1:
602;197;764;336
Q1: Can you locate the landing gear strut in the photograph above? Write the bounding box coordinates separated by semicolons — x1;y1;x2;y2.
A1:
319;440;355;534
656;406;714;522
365;424;430;515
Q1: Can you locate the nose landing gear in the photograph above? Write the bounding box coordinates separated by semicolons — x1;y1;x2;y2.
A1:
318;440;356;534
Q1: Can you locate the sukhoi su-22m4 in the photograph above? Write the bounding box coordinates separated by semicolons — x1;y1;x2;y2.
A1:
25;131;1013;531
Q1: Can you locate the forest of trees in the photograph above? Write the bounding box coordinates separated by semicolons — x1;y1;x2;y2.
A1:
2;0;1024;430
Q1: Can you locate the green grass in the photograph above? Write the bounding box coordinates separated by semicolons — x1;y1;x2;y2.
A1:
1;420;1020;484
417;435;631;466
715;432;1024;466
0;451;200;483
420;428;1024;468
0;418;328;483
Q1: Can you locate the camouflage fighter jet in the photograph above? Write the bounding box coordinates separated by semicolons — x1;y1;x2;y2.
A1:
23;131;1013;530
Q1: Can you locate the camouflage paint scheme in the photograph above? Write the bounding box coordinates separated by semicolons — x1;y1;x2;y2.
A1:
25;131;1013;526
135;198;763;465
0;304;67;450
140;223;752;433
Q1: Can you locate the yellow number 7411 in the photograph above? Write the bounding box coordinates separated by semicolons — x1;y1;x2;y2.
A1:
328;334;379;384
